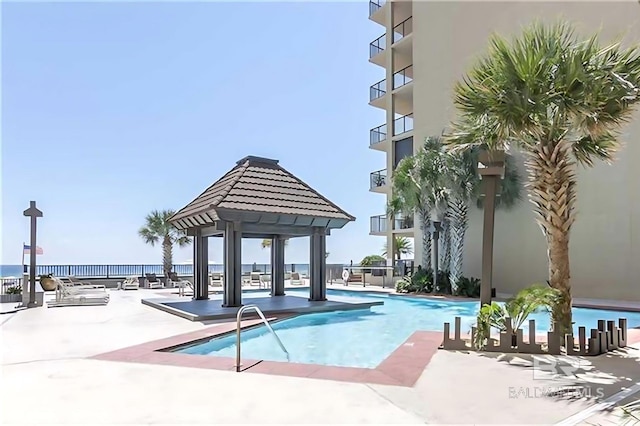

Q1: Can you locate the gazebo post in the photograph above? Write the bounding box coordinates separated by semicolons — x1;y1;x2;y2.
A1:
309;227;327;301
271;236;285;296
223;221;243;307
193;229;209;300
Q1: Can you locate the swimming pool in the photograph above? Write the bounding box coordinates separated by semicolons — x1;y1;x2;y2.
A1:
175;289;640;368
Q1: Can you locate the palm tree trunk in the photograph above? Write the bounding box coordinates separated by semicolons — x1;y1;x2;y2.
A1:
526;143;576;336
419;210;432;269
448;199;469;293
440;216;452;273
162;237;173;280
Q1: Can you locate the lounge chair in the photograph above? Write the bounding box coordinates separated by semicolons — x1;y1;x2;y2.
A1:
290;272;303;286
47;278;109;307
249;272;261;287
259;274;271;289
120;276;139;290
65;276;106;289
210;272;223;287
145;273;164;289
168;272;193;295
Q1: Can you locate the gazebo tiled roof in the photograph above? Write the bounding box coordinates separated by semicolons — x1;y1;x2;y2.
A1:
169;156;355;233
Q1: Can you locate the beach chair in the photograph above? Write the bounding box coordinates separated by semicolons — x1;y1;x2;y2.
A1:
145;273;164;289
120;276;139;290
47;278;109;307
210;272;223;287
64;276;105;289
249;272;261;287
259;274;271;290
290;272;303;286
168;272;193;295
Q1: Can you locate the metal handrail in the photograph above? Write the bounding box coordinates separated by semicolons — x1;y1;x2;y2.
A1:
369;79;387;101
370;123;387;145
235;304;289;372
369;34;385;58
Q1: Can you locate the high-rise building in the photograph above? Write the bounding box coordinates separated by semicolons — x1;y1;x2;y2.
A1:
367;0;640;301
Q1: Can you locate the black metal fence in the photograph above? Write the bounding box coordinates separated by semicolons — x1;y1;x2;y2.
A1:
34;263;319;279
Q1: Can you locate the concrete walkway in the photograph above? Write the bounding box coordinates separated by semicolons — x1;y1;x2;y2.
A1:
2;288;639;424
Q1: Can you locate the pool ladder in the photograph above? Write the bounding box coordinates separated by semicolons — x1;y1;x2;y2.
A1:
235;304;290;372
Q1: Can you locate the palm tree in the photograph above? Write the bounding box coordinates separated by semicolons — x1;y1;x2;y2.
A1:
446;145;522;290
389;137;449;269
260;239;289;249
446;21;640;334
138;209;191;278
382;236;414;261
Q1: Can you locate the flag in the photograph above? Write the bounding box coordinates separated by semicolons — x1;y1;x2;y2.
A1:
23;244;43;255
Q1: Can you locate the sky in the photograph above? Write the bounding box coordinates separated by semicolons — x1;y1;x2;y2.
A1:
0;1;396;266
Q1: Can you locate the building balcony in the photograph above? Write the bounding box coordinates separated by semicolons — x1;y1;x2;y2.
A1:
369;169;387;192
369;79;386;102
369;34;386;67
368;0;387;25
369;123;388;150
370;214;387;235
393;113;413;136
393;65;413;90
369;78;387;110
393;16;413;44
393;214;414;234
392;65;413;116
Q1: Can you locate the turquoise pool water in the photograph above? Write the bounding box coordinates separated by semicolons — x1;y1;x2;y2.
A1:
175;289;640;368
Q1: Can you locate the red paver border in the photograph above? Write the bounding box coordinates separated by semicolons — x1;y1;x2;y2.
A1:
90;316;442;387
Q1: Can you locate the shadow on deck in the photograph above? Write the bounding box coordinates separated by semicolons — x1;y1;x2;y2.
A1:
141;293;383;321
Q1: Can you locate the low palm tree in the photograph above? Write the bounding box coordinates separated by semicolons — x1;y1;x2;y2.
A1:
446;21;640;334
382;236;414;261
139;209;191;278
389;137;449;269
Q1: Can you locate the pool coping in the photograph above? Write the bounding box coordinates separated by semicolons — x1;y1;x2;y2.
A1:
90;316;442;387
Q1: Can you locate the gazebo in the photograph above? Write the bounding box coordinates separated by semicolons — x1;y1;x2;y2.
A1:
169;155;355;308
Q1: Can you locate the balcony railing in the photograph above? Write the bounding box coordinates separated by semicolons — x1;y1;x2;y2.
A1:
393;16;413;44
393;65;413;89
370;215;387;233
370;79;386;101
393;113;413;136
370;123;387;145
369;0;386;16
370;169;387;189
394;215;414;230
369;34;385;58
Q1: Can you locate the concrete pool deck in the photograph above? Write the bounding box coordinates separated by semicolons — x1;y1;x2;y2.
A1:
2;287;640;424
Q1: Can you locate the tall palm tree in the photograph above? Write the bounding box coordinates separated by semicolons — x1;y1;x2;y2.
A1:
389;137;449;269
139;209;191;278
382;236;414;261
446;21;640;334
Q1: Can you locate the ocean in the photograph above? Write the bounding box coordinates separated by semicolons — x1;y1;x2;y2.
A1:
0;264;312;278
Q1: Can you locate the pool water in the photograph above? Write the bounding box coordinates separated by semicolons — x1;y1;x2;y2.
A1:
175;289;640;368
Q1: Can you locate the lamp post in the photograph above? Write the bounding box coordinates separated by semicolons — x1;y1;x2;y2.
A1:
477;150;506;307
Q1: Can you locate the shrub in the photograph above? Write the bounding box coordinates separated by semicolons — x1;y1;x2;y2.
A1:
6;284;22;295
474;283;561;350
454;277;481;298
397;268;457;295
